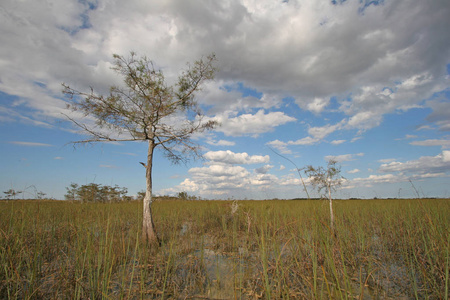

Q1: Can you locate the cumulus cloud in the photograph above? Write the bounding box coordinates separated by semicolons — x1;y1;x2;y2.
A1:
379;151;450;175
2;0;448;135
266;139;292;154
267;120;347;153
426;99;450;131
351;174;405;187
199;81;280;114
410;138;450;148
348;169;360;174
378;158;397;163
302;97;330;114
204;150;269;164
167;164;252;195
161;150;277;197
255;164;274;174
211;110;296;137
2;0;450;199
249;173;278;186
331;139;346;145
443;150;450;162
205;139;236;146
309;122;345;140
345;151;450;189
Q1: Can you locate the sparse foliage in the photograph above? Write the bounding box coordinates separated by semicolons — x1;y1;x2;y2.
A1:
65;183;129;203
62;52;218;245
3;189;21;200
305;159;344;232
176;191;199;200
136;190;146;201
177;191;189;200
36;191;46;199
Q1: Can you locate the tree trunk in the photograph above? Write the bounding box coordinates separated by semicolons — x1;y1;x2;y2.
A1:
328;183;334;233
142;139;159;245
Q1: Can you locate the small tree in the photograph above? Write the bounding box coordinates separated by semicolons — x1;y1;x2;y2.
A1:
3;189;21;200
65;183;130;203
62;52;218;245
305;159;344;232
65;183;79;201
36;191;46;199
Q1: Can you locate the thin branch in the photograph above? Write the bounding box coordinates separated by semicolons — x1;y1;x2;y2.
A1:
267;146;310;200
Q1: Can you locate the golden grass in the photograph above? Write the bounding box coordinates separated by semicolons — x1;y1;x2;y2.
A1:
0;198;449;299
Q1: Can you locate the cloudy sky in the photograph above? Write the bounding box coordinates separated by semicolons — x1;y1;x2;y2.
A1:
1;0;450;200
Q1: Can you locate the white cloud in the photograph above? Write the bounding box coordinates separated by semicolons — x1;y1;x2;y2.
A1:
255;164;273;174
348;169;360;174
249;173;278;186
1;0;449;139
325;153;364;162
267;120;348;153
351;174;404;187
206;139;236;146
443;151;450;162
346;111;382;130
170;163;252;195
2;0;450;200
204;150;269;164
331;139;346;145
289;137;320;146
410;139;450;148
199;81;281;114
379;151;450;175
308;122;344;140
426;99;450;131
279;177;301;186
378;158;396;163
303;97;330;114
8;141;53;147
212;110;296;137
266;139;292;154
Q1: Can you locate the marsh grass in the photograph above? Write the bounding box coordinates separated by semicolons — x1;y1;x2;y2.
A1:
0;198;449;299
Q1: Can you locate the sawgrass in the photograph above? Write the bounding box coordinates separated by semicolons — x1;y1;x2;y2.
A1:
0;198;448;299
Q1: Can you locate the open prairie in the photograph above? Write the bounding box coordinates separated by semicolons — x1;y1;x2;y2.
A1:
1;199;449;299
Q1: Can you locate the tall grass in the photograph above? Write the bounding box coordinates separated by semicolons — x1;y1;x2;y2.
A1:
0;198;449;299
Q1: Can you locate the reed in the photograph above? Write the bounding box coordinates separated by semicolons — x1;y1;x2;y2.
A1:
0;198;448;299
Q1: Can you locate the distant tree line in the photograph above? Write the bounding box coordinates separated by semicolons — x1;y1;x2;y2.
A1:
65;183;135;203
176;191;202;201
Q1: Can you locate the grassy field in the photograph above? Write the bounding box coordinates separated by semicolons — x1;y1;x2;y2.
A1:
0;198;449;299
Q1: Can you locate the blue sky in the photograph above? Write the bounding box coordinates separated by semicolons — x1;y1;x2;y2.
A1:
1;0;450;200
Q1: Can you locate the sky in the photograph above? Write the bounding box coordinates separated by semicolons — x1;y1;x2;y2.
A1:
1;0;450;200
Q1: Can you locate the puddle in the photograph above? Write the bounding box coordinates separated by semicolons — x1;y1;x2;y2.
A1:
174;226;418;299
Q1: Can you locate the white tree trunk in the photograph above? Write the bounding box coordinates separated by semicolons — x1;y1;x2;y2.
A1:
142;139;158;245
328;183;334;233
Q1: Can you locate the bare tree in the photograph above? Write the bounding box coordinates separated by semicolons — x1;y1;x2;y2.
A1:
305;159;344;232
62;52;218;245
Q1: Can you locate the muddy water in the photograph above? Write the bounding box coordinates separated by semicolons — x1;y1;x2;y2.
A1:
178;224;419;299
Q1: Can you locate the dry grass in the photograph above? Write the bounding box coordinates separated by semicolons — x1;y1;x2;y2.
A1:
0;198;449;299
